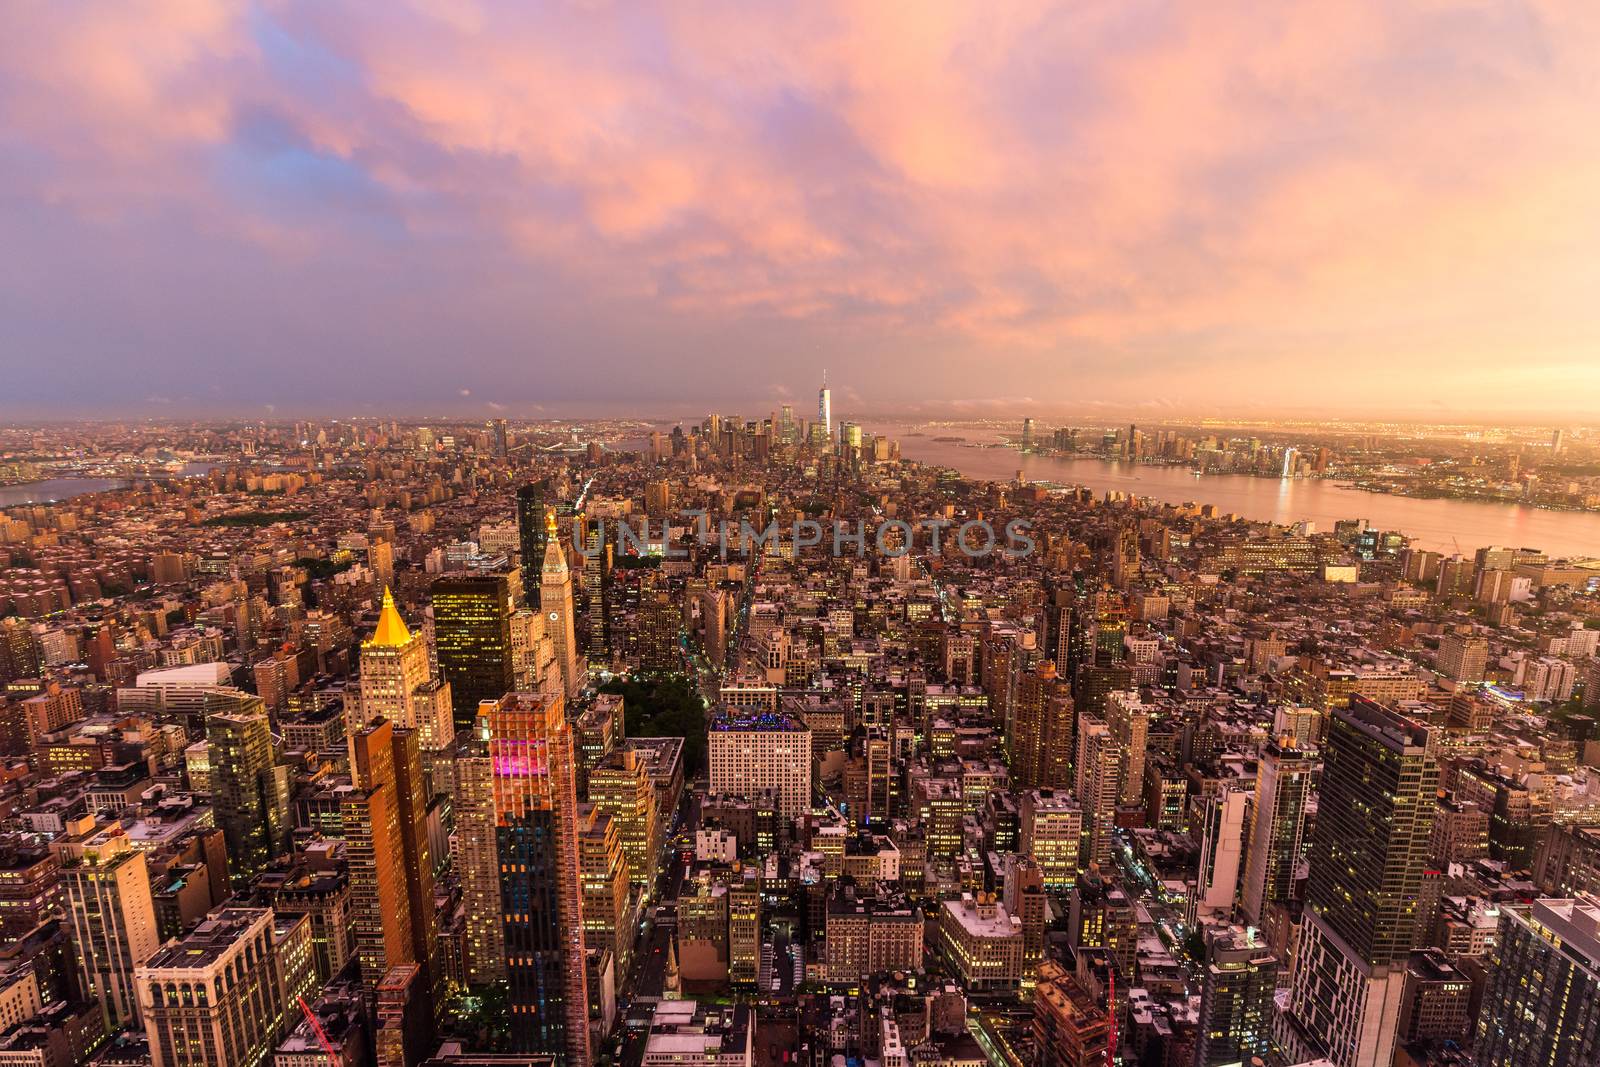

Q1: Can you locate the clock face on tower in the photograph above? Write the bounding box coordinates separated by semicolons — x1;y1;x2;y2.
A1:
549;611;559;621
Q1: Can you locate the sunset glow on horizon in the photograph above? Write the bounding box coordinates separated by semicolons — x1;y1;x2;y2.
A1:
3;1;1598;418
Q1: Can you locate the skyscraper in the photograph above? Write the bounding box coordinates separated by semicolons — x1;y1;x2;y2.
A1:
1241;736;1315;925
345;721;415;996
1285;697;1439;1067
206;692;286;887
484;691;590;1064
56;824;160;1032
516;480;549;601
540;512;584;700
432;573;516;730
1010;661;1074;790
359;588;437;735
1476;896;1600;1066
348;719;440;1009
1195;927;1278;1067
818;370;831;437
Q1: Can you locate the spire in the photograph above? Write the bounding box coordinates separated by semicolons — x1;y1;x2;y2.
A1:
546;509;558;536
663;935;681;999
365;586;413;647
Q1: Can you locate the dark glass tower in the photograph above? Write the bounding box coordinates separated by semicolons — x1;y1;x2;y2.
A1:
516;480;549;604
432;574;515;730
1286;696;1439;1067
486;692;590;1064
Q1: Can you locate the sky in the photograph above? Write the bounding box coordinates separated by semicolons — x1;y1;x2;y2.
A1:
2;1;1599;421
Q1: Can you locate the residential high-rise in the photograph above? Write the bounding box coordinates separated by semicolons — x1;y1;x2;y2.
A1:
1195;927;1278;1067
1475;897;1600;1066
588;748;660;894
1074;716;1120;868
56;823;160;1031
1437;632;1489;684
1192;788;1248;922
1241;737;1315;925
1010;661;1074;790
540;512;584;701
484;691;590;1064
1284;697;1439;1067
708;712;812;819
818;370;831;437
453;733;504;985
206;693;285;887
576;803;632;974
516;480;549;600
432;573;516;729
1105;689;1149;807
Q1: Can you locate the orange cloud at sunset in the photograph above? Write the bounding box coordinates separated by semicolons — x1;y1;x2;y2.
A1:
1;0;1597;416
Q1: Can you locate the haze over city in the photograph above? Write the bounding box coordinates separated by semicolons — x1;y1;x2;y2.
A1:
5;7;1600;1067
4;2;1600;419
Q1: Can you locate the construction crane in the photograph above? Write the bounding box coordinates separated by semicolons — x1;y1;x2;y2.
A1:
297;996;338;1062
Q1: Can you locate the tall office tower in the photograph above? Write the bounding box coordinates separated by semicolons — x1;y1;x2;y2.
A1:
1437;632;1488;684
1011;661;1074;790
509;607;557;697
1193;788;1248;922
1033;960;1111;1067
1552;427;1567;455
56;825;160;1031
728;868;761;985
136;908;292;1067
1435;555;1474;599
432;573;515;730
708;712;813;819
1075;717;1121;868
1021;417;1035;451
1021;789;1083;892
355;720;440;1009
1195;927;1279;1067
1241;737;1316;925
484;692;590;1064
493;417;509;458
1111;524;1140;589
818;370;832;437
516;480;549;601
1285;698;1439;1067
453;733;505;985
206;693;285;886
1477;897;1600;1065
582;529;611;666
644;479;671;517
1105;689;1149;807
359;588;431;728
589;748;660;894
576;803;632;973
1002;854;1048;975
345;722;415;996
540;513;584;701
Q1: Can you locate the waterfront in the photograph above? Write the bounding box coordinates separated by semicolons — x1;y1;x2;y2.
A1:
0;463;220;507
883;429;1600;559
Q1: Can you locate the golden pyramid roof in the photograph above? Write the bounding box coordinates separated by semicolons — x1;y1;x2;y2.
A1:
365;586;413;648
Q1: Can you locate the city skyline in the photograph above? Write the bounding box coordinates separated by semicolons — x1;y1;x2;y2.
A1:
4;3;1600;419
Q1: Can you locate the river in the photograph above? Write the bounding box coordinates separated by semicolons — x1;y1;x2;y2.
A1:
0;463;221;507
882;430;1600;559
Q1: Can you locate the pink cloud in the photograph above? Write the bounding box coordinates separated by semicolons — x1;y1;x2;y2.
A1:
1;0;1597;414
